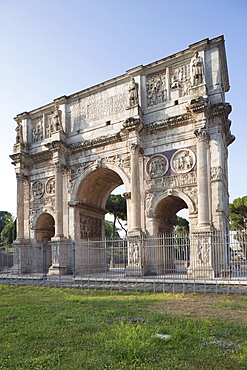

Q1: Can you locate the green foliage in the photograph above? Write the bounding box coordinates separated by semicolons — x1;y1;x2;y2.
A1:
106;194;127;237
0;213;16;246
173;215;189;237
105;220;120;239
229;196;247;231
0;211;12;234
0;286;247;369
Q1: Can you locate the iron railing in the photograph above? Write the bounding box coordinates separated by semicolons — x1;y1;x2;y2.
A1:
1;231;247;293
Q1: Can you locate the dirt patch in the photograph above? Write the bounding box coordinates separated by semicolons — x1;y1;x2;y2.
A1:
153;294;247;322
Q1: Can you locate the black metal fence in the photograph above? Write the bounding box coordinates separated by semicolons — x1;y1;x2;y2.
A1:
1;231;247;293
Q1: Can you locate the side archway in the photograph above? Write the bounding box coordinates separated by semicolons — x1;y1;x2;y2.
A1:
35;213;55;243
147;189;196;234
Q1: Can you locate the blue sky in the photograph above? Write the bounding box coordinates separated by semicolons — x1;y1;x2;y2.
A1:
0;0;246;215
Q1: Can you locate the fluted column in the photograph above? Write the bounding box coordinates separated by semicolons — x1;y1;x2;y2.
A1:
54;161;64;238
130;143;141;231
194;127;210;228
16;173;25;240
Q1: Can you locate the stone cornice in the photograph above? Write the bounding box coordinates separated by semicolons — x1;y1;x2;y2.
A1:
69;132;122;151
68;201;107;215
44;140;68;152
29;150;53;164
143;113;193;133
122;117;143;133
188;96;209;115
9;152;29;166
209;102;232;119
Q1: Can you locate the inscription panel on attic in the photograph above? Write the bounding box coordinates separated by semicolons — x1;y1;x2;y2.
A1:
67;82;129;133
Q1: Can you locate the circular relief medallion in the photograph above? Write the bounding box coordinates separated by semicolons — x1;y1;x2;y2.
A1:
171;149;196;174
146;154;168;178
32;180;45;199
46;177;55;195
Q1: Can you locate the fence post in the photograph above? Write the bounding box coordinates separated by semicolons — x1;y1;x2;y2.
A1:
72;242;76;277
42;242;47;279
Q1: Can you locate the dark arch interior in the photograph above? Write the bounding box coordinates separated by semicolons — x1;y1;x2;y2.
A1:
76;168;123;209
36;213;55;242
154;195;188;233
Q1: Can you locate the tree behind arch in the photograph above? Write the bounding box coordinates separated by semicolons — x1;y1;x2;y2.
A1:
106;194;127;238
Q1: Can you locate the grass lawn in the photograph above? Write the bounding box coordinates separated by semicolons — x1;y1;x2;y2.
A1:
0;285;247;369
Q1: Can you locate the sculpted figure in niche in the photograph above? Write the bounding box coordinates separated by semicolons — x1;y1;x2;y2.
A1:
129;77;138;106
53;104;62;131
15;121;23;144
191;51;204;86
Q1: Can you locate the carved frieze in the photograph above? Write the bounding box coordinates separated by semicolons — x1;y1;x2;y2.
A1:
80;214;102;239
146;71;167;107
145;172;197;190
146;155;169;178
171;149;196;174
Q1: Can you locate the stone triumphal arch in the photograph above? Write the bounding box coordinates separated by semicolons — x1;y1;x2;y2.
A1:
11;36;235;278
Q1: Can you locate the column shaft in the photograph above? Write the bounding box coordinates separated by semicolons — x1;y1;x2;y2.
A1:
195;128;210;227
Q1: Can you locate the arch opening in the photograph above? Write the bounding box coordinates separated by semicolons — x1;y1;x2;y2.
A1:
154;195;188;234
74;168;126;240
35;213;55;243
76;168;123;209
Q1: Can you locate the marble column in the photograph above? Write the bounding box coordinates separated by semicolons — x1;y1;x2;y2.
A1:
194;127;210;228
16;173;25;240
54;161;64;238
129;143;141;231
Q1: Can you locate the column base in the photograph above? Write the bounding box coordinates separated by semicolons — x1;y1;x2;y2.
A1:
125;264;144;276
187;265;215;279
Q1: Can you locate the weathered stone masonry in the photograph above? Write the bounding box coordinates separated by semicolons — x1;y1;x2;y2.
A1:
10;36;235;278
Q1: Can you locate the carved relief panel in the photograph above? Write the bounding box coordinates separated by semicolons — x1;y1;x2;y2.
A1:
170;63;191;96
146;71;167;107
80;214;102;239
32;116;43;143
146;155;168;178
171;149;196;174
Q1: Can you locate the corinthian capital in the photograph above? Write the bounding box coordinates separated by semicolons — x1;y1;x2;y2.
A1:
194;127;209;142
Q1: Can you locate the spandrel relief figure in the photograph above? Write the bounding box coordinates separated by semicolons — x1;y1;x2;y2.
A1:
129;77;139;106
191;51;204;86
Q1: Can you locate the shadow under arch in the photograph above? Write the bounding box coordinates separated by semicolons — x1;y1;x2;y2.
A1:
35;212;55;243
149;189;196;234
72;163;130;209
